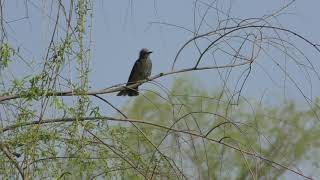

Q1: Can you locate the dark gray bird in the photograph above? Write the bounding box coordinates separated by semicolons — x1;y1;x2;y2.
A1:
117;48;152;96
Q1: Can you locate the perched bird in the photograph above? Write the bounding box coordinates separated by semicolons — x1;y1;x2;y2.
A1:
117;48;152;96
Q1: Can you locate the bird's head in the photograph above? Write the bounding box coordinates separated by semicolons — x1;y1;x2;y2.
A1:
139;48;152;58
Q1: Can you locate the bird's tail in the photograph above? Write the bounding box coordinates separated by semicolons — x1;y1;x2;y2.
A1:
117;87;139;96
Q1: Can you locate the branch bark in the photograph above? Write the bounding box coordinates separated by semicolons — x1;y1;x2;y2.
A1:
0;62;250;102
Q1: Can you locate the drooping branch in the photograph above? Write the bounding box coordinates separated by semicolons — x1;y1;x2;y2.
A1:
172;25;320;69
1;115;313;180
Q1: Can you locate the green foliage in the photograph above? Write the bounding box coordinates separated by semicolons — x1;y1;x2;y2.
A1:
1;76;320;179
0;43;12;70
112;76;320;179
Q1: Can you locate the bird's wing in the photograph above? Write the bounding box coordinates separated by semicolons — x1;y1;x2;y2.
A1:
126;60;141;85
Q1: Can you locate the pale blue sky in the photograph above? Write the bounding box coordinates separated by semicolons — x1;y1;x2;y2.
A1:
5;0;320;107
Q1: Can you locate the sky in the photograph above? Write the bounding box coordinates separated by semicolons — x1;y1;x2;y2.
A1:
2;0;320;178
4;0;320;107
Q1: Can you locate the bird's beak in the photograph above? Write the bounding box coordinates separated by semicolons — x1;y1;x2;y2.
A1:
148;51;153;54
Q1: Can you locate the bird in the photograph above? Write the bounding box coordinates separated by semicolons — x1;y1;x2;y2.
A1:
117;48;152;96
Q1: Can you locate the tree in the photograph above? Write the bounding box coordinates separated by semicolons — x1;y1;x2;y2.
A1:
0;0;319;179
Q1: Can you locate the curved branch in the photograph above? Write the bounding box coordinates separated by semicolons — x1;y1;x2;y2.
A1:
172;25;320;69
0;115;313;179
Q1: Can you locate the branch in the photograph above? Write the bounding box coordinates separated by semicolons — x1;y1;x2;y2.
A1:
0;144;24;179
0;115;313;179
0;62;250;102
172;25;320;69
